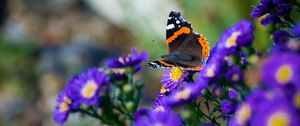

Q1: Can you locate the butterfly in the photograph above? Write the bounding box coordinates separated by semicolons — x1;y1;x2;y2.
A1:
146;11;210;71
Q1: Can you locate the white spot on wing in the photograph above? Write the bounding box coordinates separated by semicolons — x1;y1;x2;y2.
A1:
166;24;175;30
176;20;180;24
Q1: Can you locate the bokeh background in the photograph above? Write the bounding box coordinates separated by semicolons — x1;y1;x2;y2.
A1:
0;0;269;126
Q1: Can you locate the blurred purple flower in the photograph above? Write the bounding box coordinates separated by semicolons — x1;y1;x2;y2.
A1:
262;52;300;88
212;86;225;98
152;95;171;112
251;93;299;126
261;14;278;26
229;89;268;126
105;48;149;73
160;67;188;94
53;76;81;125
199;54;224;82
226;66;243;83
70;68;109;106
221;100;236;114
165;79;208;106
272;30;291;45
251;0;291;26
134;109;182;126
218;20;254;55
53;91;73;125
293;22;300;38
229;88;238;99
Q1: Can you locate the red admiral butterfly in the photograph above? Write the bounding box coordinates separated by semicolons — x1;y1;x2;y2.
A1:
147;11;210;71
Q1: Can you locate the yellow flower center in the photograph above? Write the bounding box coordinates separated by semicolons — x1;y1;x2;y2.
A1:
154;106;165;112
267;111;289;126
175;88;191;100
236;104;251;125
81;80;98;98
294;91;300;108
170;67;184;81
275;65;293;84
232;74;239;81
206;64;216;77
59;102;69;112
225;32;240;48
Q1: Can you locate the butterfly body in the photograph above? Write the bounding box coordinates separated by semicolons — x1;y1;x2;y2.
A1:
147;11;210;71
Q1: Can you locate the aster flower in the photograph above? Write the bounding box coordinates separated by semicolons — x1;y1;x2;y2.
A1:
53;76;81;125
199;54;224;82
251;0;292;26
293;22;300;38
165;79;208;106
229;88;238;99
293;89;300;109
229;89;268;126
152;95;171;112
262;52;300;88
272;30;291;45
70;68;109;106
226;66;243;83
105;48;149;73
53;90;73;125
217;20;254;55
212;86;225;98
134;109;182;126
160;67;188;94
221;100;236;114
251;93;299;126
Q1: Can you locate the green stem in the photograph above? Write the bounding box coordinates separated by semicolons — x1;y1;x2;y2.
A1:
193;102;221;126
80;109;114;125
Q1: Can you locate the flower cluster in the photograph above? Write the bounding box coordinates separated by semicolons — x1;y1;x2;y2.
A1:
53;0;300;125
53;48;148;125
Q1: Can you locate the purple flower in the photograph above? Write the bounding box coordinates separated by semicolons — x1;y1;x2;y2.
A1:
134;109;182;126
152;95;171;112
53;91;73;125
261;14;278;26
199;54;224;82
251;93;299;126
212;86;225;98
165;79;208;106
221;100;236;114
70;68;109;106
251;0;291;26
229;88;238;99
218;20;254;55
226;66;243;83
229;89;268;126
53;76;81;125
262;52;300;88
105;48;149;73
293;22;300;38
160;67;188;94
272;30;291;45
293;90;300;109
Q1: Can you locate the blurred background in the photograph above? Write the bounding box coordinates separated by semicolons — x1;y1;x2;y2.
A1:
0;0;265;125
